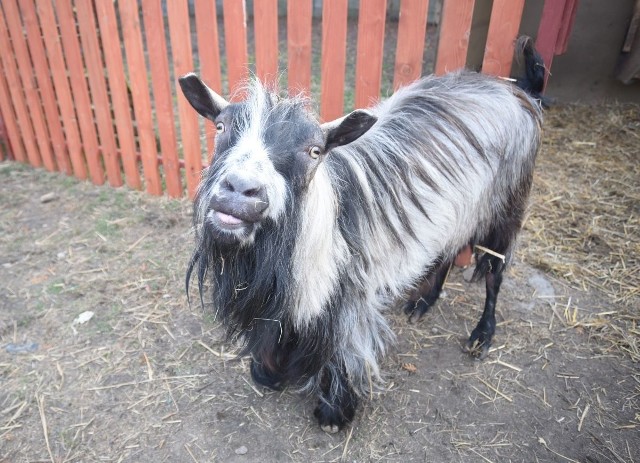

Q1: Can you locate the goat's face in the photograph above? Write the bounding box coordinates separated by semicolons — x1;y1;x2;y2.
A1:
179;74;377;247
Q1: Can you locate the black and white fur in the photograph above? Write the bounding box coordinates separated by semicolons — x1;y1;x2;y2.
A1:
181;43;543;433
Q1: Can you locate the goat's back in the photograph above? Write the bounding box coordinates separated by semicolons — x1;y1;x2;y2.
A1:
323;71;542;295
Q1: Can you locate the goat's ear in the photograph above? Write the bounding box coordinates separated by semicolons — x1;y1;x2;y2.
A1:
322;110;377;151
178;73;229;121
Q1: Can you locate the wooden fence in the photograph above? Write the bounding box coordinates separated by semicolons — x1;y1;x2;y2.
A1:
0;0;576;198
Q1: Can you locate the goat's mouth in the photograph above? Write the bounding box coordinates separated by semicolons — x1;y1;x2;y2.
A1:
213;210;247;230
207;208;257;231
204;193;269;245
205;208;263;246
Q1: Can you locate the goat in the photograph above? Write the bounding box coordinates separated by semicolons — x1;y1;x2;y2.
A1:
180;39;544;433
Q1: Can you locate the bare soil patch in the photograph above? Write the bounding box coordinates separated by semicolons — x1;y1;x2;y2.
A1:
1;103;638;462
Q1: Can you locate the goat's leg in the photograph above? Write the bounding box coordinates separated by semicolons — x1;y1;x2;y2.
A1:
250;355;285;391
313;365;358;433
464;257;505;359
404;259;451;323
250;339;292;391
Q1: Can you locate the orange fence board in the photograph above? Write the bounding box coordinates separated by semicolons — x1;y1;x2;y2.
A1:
119;0;162;196
0;57;24;162
288;0;313;94
195;0;223;94
56;0;104;185
0;3;40;167
536;0;568;87
195;0;220;157
394;0;429;90
94;0;141;190
320;0;348;121
36;0;87;180
143;0;182;197
0;114;8;160
355;0;387;108
168;0;202;198
20;0;71;175
195;0;223;157
76;0;121;186
3;0;54;171
482;0;525;77
223;0;249;98
435;0;475;75
555;0;578;55
254;0;279;88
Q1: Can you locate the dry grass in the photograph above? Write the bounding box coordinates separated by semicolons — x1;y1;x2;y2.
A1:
521;103;640;362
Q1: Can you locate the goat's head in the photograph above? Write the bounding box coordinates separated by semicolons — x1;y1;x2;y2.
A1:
179;74;377;247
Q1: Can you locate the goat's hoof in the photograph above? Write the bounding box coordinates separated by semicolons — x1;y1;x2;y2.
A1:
313;400;353;434
404;298;432;324
250;359;284;391
320;424;340;434
463;337;491;360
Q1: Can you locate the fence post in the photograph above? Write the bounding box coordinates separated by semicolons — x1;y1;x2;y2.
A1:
2;0;52;170
393;0;430;90
254;0;279;88
143;0;183;197
320;0;349;121
0;112;12;161
223;0;249;99
0;59;23;162
482;0;525;77
435;0;475;75
36;0;88;180
20;0;72;175
0;8;40;167
119;0;163;195
288;0;313;95
168;0;202;198
355;0;388;108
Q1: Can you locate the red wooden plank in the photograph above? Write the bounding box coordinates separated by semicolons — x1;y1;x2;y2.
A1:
254;0;279;87
195;0;223;157
119;0;162;196
482;0;525;77
288;0;313;94
3;0;55;171
320;0;348;121
434;0;475;75
76;0;124;188
56;0;103;185
223;0;249;99
622;0;640;53
20;0;72;175
168;0;202;198
36;0;87;180
555;0;578;54
0;61;24;162
94;0;142;191
394;0;429;89
535;0;568;87
0;113;8;160
0;3;39;166
355;0;387;108
142;0;182;197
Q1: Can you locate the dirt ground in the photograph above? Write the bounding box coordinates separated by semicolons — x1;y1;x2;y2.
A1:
1;103;638;462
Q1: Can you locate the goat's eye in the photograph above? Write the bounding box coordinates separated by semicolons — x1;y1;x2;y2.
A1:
308;146;322;159
216;122;225;134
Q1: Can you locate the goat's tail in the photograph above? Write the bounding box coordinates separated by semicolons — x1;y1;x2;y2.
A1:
514;36;548;105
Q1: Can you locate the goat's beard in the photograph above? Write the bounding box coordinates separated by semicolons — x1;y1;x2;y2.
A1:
186;209;298;349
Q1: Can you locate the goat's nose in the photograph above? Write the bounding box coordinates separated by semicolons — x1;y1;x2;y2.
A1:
222;172;264;198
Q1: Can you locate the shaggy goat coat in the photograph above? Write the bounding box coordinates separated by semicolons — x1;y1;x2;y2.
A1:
183;69;543;430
